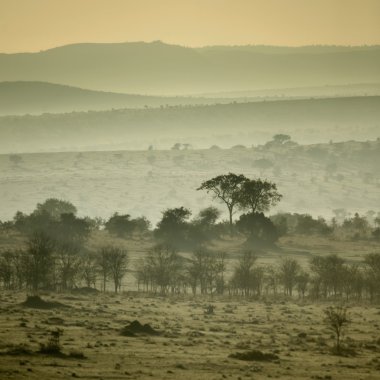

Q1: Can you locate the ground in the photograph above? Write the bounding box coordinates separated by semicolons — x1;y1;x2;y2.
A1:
0;291;379;380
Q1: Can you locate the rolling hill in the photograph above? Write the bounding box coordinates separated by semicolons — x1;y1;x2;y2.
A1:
0;96;379;153
2;81;380;116
0;81;240;115
1;42;379;94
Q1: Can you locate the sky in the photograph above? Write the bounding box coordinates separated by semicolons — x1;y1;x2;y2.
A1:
1;0;380;53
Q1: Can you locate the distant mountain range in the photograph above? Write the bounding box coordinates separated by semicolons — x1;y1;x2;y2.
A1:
1;42;379;94
1;81;380;115
1;96;379;153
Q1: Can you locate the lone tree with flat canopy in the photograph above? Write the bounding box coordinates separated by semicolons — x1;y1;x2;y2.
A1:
197;173;247;235
198;174;282;235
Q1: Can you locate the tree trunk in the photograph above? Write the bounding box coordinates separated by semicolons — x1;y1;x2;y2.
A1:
228;207;233;236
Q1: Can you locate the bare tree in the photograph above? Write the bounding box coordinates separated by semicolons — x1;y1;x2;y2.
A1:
97;248;110;292
81;253;98;288
145;244;182;294
56;242;81;291
100;246;128;293
231;250;257;296
279;258;300;296
324;305;350;353
26;232;55;292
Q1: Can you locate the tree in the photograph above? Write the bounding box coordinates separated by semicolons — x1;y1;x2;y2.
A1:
56;242;81;291
81;253;98;288
237;179;282;214
273;134;291;144
105;213;134;238
279;258;300;296
309;254;345;297
26;232;55;292
197;173;248;234
324;306;350;353
187;248;222;295
145;244;182;294
364;253;380;301
107;247;128;293
231;250;257;296
97;248;110;292
34;198;77;220
99;246;128;293
155;207;191;248
296;271;310;298
236;212;279;248
188;207;221;246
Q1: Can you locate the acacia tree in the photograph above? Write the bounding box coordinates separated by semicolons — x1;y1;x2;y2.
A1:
237;179;282;214
197;173;248;234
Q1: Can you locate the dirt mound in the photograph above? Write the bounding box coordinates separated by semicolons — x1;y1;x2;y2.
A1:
229;350;279;362
22;295;67;309
120;320;160;337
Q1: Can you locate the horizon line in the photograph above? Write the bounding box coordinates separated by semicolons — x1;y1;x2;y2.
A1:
2;40;380;55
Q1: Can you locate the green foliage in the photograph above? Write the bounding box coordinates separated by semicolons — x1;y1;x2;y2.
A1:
197;173;248;232
35;198;77;220
155;207;191;248
237;179;282;214
236;212;279;248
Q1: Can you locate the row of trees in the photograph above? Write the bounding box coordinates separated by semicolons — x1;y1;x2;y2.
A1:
136;249;380;302
0;232;128;294
2;235;378;303
2;192;379;251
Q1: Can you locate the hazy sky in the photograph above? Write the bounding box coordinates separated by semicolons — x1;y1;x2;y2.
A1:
1;0;380;53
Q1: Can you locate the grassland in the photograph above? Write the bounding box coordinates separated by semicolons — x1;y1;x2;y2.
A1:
0;140;378;224
0;290;380;380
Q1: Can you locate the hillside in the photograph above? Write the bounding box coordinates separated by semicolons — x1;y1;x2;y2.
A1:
0;81;272;116
0;81;211;115
2;81;380;116
1;42;379;94
0;139;378;224
0;96;379;153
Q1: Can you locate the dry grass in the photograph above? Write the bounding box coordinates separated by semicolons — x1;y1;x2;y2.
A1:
0;291;379;379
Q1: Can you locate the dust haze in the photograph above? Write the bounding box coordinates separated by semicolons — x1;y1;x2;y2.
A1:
1;2;380;380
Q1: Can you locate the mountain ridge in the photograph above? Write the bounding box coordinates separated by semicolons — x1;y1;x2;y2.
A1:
1;41;379;94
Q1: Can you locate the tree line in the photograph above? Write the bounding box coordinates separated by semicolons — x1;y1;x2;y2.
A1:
1;237;379;303
0;173;379;301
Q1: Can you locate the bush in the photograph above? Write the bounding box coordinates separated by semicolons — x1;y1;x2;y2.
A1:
39;329;63;355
